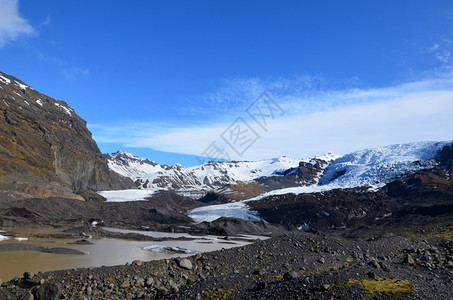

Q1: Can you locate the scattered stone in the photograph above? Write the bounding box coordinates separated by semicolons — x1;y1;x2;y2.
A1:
131;260;143;266
23;271;34;279
179;259;193;270
18;278;40;289
283;271;298;281
145;277;154;287
120;281;130;289
405;254;415;264
368;260;381;269
136;277;145;287
322;284;331;291
253;268;266;276
18;292;34;300
157;286;168;296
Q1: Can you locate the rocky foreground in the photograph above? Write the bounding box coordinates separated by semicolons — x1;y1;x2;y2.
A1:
0;223;452;300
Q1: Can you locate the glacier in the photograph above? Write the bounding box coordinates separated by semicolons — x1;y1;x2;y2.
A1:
188;140;452;222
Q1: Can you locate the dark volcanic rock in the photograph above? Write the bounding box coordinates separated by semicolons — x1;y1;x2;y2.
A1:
0;70;135;200
258;158;330;190
437;143;453;171
192;217;284;236
250;167;453;232
0;191;203;229
198;191;231;204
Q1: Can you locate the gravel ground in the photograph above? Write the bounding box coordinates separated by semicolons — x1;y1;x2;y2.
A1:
1;223;452;299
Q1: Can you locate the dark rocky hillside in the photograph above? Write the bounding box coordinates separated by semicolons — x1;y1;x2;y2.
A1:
0;71;134;201
249;166;453;232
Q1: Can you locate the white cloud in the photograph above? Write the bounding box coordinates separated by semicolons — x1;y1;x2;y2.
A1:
91;75;453;161
0;0;35;47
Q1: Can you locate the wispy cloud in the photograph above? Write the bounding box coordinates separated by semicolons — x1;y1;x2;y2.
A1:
39;15;51;27
92;74;453;160
183;74;363;118
36;50;90;83
60;67;90;83
423;39;453;68
0;0;35;47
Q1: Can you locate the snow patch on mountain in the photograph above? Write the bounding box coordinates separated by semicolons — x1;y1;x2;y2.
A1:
98;189;154;202
14;80;30;90
54;102;73;116
0;73;31;90
315;152;341;162
0;74;11;85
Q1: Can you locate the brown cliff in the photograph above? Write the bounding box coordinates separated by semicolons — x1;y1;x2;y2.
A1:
0;71;134;200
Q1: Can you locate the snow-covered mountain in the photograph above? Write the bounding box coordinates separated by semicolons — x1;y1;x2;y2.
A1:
239;140;453;200
106;151;336;198
188;140;453;223
103;140;452;205
319;140;452;188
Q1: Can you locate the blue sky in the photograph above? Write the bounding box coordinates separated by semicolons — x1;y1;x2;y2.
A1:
1;0;452;166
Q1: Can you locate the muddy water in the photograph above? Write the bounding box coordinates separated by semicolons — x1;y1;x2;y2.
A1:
0;227;262;281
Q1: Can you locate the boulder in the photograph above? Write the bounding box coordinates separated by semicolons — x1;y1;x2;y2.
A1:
179;259;193;270
33;283;61;300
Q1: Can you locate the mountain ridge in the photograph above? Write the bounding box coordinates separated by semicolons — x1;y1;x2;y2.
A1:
105;150;337;199
103;140;453;203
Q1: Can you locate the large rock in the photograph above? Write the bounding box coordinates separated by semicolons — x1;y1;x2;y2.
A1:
179;258;193;270
0;71;135;200
33;283;61;300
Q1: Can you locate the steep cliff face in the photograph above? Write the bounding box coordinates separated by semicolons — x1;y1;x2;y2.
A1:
0;71;134;200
